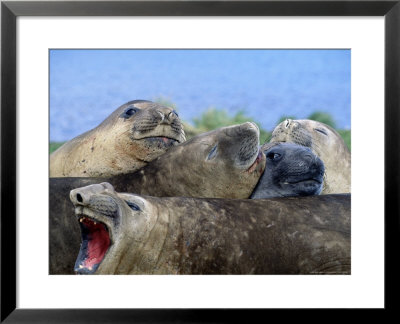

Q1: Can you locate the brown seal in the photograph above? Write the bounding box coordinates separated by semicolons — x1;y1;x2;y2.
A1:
269;119;351;194
70;182;351;275
50;100;186;177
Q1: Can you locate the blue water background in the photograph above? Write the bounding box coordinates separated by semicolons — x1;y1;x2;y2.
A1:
50;49;350;142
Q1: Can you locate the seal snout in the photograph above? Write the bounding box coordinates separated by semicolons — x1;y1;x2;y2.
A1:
302;152;317;167
239;121;259;134
271;119;312;148
71;182;118;275
290;146;325;180
156;108;178;125
225;122;259;138
131;104;185;144
70;182;116;206
223;122;262;170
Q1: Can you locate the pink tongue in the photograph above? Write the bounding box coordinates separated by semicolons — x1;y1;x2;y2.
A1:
83;221;110;269
162;137;169;143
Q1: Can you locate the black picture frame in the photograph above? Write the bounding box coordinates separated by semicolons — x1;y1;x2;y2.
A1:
1;0;399;322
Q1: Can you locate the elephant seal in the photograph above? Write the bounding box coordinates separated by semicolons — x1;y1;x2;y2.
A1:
49;122;266;274
250;142;325;199
50;100;186;177
269;119;351;194
70;183;351;275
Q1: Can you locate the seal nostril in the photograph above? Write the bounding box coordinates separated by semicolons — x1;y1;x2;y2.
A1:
168;110;178;119
77;193;83;203
156;110;165;121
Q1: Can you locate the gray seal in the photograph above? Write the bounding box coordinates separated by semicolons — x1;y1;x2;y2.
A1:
250;142;324;199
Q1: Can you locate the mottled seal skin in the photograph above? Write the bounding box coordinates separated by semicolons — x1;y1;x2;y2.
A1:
251;142;325;199
50;100;186;177
49;122;266;274
270;119;351;194
70;183;351;275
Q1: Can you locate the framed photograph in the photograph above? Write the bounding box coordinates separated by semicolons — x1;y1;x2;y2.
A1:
1;0;399;321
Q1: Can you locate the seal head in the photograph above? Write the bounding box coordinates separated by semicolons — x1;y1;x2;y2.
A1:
70;182;157;274
50;100;186;177
250;142;324;199
269;119;350;194
144;121;266;198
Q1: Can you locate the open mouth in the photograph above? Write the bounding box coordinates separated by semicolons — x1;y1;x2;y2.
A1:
247;149;264;173
74;215;111;274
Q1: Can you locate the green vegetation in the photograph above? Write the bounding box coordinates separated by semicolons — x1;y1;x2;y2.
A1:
337;129;351;151
49;142;64;154
307;111;336;128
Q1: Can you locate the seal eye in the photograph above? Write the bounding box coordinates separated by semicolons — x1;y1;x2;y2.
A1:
125;200;140;211
314;128;328;136
266;152;281;161
207;145;218;160
120;107;139;119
